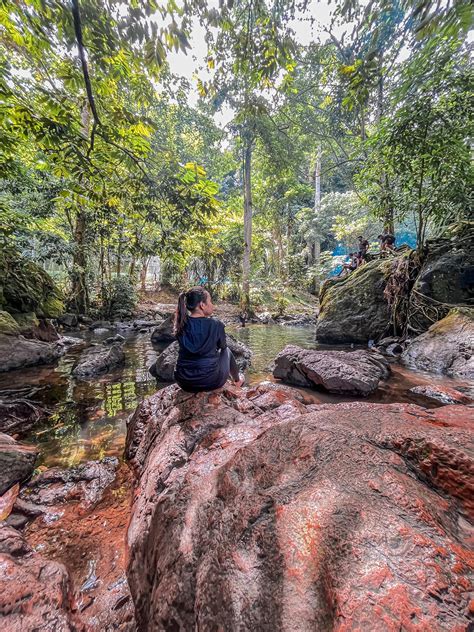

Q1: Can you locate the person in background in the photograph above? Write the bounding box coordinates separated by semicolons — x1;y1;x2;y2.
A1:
337;253;358;277
174;287;244;392
357;236;370;260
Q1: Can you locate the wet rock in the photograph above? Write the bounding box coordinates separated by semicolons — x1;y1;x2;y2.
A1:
257;311;275;324
0;524;83;630
58;313;79;328
275;314;316;327
0;333;65;372
316;258;391;343
126;385;473;631
89;320;112;331
132;319;161;329
149;334;252;381
19;457;119;510
409;385;473;406
72;343;125;378
150;314;175;343
0;434;37;495
402;308;473;379
105;334;125;345
273;345;390;395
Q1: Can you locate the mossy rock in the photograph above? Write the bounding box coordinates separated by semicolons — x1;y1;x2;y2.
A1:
0;310;21;336
0;247;64;318
316;259;392;344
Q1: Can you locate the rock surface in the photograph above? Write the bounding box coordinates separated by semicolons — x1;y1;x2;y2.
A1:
150;314;175;344
410;239;474;332
18;457;119;511
0;333;65;372
0;525;83;631
72;342;125;378
149;333;252;381
0;433;38;495
409;385;473;406
402;308;474;379
273;345;391;395
316;259;391;343
125;385;473;631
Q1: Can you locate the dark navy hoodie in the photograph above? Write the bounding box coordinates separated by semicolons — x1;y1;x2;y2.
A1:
175;317;227;388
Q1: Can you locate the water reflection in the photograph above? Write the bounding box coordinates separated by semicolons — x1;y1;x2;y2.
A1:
2;325;471;468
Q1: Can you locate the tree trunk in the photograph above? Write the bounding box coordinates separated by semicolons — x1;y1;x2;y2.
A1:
140;257;149;293
70;102;90;313
241;138;253;313
312;147;322;294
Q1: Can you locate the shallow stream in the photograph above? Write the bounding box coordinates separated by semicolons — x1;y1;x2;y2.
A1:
1;323;471;468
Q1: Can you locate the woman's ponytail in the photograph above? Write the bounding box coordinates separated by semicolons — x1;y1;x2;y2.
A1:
174;291;188;337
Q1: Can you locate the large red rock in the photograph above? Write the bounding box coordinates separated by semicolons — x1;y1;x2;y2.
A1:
125;384;473;631
0;525;84;631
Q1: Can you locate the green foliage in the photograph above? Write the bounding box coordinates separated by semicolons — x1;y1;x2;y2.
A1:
0;246;64;317
101;276;137;320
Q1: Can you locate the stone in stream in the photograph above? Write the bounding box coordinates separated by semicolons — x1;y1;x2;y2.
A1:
72;342;125;378
409;384;473;406
0;333;66;373
149;334;252;381
0;433;38;495
273;345;390;396
18;457;119;511
316;258;392;344
150;314;175;344
125;383;473;631
0;524;83;631
401;308;473;379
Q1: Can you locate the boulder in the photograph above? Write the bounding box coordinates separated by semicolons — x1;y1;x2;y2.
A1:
0;433;38;495
273;345;390;396
150;314;175;344
125;385;473;631
0;524;83;630
105;333;125;345
13;312;60;342
0;333;65;373
0;247;64;318
18;457;119;510
409;385;472;406
401;308;474;379
89;320;112;331
72;343;125;378
57;313;79;328
316;259;391;344
410;239;474;332
0;310;20;336
149;334;252;381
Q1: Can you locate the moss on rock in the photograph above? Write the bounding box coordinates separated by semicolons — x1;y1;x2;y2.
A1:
316;259;392;344
0;247;64;318
0;310;21;336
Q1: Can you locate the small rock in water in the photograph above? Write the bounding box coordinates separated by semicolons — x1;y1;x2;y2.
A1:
72;343;125;377
409;385;473;406
273;345;390;395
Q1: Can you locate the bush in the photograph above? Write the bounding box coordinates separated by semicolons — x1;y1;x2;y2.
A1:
102;276;137;319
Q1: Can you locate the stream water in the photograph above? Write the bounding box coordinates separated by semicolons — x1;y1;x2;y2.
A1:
2;324;472;468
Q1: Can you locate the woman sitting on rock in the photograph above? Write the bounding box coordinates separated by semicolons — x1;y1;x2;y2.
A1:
174;287;245;392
